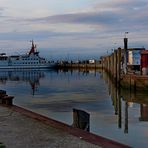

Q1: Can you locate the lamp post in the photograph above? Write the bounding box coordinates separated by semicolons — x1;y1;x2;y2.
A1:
123;32;129;74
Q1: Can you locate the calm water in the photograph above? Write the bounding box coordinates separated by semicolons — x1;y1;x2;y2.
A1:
0;69;148;147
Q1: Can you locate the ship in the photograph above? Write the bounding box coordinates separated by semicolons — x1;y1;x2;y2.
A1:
0;41;55;69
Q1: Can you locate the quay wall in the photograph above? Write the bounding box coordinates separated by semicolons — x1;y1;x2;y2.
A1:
120;74;148;91
101;48;148;91
55;63;102;70
101;48;122;84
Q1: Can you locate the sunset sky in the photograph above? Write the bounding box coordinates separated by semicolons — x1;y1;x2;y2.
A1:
0;0;148;59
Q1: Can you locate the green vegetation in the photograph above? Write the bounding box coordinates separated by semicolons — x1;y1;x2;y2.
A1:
0;143;6;148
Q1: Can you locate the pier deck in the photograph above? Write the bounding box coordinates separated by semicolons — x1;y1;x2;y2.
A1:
0;105;130;148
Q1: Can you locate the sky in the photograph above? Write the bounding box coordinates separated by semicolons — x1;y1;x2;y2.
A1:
0;0;148;60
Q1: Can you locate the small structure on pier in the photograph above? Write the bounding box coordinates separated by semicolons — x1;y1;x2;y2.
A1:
127;48;145;71
141;50;148;75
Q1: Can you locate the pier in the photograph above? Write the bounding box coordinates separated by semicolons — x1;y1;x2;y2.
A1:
0;103;130;148
53;46;148;91
54;60;102;70
101;49;148;90
101;45;148;91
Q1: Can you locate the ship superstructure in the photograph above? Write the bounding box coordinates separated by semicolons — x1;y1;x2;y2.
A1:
0;41;54;69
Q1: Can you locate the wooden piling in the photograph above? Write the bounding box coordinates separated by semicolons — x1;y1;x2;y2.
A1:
113;50;117;81
117;48;121;84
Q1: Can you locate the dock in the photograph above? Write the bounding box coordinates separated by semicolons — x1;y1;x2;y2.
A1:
0;103;130;148
101;47;148;91
54;60;102;70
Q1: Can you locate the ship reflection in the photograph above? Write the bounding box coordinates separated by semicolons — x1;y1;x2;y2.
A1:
102;70;148;134
0;70;45;95
56;68;100;77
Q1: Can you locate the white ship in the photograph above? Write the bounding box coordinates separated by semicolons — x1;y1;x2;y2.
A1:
0;41;55;69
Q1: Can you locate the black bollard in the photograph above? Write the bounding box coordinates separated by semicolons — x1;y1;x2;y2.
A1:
72;108;90;132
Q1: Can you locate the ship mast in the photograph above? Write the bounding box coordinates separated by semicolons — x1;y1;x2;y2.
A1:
29;40;36;55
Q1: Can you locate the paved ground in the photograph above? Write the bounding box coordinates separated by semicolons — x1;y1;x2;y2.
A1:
0;106;101;148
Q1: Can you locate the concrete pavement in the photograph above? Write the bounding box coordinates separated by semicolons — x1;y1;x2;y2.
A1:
0;106;101;148
0;105;131;148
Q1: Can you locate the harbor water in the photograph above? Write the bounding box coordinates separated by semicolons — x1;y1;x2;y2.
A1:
0;69;148;147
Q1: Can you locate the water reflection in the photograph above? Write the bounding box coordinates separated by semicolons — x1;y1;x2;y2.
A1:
0;70;45;95
103;70;148;135
1;69;148;147
139;104;148;121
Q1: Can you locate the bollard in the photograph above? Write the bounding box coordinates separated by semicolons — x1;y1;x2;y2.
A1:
2;96;14;105
72;108;90;132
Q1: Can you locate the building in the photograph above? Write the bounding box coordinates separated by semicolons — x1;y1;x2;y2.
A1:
141;50;148;75
127;48;145;71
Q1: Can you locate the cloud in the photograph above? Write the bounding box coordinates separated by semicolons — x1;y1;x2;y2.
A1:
26;0;147;34
0;31;62;40
29;11;121;27
2;0;148;35
94;0;148;11
0;7;5;16
0;0;148;56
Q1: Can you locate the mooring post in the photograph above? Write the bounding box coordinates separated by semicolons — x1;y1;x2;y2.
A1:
2;96;14;105
111;53;114;77
0;90;14;106
72;108;90;132
123;35;128;74
117;48;121;84
113;50;117;82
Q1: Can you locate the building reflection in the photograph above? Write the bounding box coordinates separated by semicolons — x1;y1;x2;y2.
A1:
56;68;99;77
0;70;45;95
139;104;148;121
102;70;148;134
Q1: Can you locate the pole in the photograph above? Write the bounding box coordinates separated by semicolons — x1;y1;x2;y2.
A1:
123;32;128;74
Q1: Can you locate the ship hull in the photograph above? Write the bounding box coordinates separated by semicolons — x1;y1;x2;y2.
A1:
0;64;55;69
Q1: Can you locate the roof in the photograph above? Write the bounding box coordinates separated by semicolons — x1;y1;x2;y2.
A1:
141;50;148;54
128;48;145;51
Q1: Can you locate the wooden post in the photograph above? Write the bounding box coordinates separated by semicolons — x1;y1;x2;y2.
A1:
113;50;117;82
107;57;109;72
111;53;114;77
72;108;90;132
2;96;14;105
124;38;128;74
117;48;121;84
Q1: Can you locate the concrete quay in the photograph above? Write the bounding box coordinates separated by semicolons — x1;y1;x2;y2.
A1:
0;105;131;148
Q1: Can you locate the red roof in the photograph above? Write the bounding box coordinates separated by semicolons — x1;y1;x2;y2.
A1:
141;50;148;54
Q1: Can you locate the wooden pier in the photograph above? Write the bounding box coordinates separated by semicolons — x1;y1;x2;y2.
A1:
101;48;122;84
55;61;102;70
101;47;148;91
